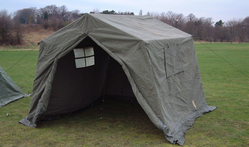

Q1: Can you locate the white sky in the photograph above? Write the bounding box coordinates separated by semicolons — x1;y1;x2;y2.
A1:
0;0;248;24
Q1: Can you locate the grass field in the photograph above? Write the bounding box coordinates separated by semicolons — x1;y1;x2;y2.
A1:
0;42;248;146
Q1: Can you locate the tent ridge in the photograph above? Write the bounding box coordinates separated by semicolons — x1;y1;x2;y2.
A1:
89;14;146;41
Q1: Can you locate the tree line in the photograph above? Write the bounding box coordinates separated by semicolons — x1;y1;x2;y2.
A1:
13;5;82;30
1;5;249;45
147;11;249;43
0;5;83;45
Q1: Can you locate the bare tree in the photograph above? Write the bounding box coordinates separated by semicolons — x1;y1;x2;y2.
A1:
214;20;224;42
237;20;246;43
0;10;23;45
155;11;185;29
0;10;13;44
59;5;68;21
226;19;239;43
38;5;60;21
194;18;205;40
203;18;214;42
13;8;36;24
36;5;82;30
242;16;249;41
165;11;176;26
184;13;197;36
147;12;160;19
91;8;100;14
13;19;23;44
139;10;142;16
186;13;197;22
158;12;167;22
174;13;185;29
70;10;81;21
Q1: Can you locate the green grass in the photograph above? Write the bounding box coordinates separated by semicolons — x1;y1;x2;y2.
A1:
0;45;38;50
0;42;248;146
0;48;38;93
190;42;249;146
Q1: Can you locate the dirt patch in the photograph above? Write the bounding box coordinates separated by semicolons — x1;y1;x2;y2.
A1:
22;25;54;46
0;25;55;49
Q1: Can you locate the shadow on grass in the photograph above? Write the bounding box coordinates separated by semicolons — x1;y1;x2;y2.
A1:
36;98;168;146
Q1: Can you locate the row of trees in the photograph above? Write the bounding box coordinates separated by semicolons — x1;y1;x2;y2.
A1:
92;9;134;15
13;5;82;30
0;5;137;45
13;6;134;30
1;5;249;45
0;5;84;45
147;11;249;43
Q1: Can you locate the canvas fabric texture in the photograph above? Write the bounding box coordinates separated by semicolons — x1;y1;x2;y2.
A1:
0;66;25;107
19;14;216;146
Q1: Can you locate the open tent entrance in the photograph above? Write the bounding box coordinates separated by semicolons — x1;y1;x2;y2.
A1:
41;37;135;119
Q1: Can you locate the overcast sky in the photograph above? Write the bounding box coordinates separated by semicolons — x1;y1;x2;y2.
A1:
0;0;248;23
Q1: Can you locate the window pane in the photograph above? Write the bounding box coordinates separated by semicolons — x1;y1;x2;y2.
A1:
86;56;95;66
74;48;85;58
84;47;94;56
75;58;86;68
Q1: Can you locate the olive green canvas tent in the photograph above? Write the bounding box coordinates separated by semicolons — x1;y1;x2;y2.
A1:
0;66;25;107
19;14;216;145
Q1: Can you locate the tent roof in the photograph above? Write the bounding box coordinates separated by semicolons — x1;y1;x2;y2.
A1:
89;14;191;41
42;14;192;48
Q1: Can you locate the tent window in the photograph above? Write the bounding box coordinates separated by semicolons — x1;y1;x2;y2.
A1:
73;47;95;68
164;44;184;77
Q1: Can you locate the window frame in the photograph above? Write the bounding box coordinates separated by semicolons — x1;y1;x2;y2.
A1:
73;47;95;68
